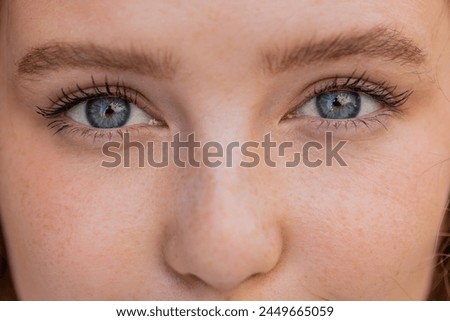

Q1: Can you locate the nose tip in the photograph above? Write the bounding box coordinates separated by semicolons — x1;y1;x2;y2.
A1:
164;227;282;291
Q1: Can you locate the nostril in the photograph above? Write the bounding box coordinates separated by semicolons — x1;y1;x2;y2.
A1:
163;256;210;289
165;253;263;292
182;273;209;288
185;271;265;292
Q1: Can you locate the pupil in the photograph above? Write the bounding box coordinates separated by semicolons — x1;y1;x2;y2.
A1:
104;105;115;117
86;97;131;128
332;98;342;107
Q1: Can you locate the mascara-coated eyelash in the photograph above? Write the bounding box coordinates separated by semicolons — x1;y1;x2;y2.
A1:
284;72;412;126
308;72;412;109
36;76;165;136
37;76;142;117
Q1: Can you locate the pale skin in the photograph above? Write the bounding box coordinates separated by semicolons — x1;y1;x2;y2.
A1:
0;0;449;300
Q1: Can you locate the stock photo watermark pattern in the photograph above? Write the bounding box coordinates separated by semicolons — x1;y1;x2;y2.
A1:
101;131;348;168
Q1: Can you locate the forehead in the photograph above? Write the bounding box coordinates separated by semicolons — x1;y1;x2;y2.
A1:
7;0;434;50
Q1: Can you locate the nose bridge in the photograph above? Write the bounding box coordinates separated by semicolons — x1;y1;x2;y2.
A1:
185;167;263;245
164;165;282;291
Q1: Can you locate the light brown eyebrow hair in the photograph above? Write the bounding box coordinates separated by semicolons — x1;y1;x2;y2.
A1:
261;27;427;74
16;42;177;79
16;27;425;80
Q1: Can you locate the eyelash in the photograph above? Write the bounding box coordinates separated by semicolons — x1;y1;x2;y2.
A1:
285;72;412;130
313;72;411;107
38;76;138;116
37;72;412;138
36;76;159;138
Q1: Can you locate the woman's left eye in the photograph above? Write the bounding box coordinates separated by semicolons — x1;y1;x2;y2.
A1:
291;90;381;119
66;96;161;128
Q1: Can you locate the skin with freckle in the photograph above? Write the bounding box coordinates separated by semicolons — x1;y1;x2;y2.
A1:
0;0;449;300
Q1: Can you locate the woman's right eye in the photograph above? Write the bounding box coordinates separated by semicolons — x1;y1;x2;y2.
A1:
66;96;163;129
37;78;168;136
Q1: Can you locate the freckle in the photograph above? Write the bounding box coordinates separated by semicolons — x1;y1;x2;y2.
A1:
356;228;364;237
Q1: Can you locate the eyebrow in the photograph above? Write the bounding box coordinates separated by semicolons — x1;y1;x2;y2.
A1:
261;27;427;74
16;27;425;80
16;42;177;79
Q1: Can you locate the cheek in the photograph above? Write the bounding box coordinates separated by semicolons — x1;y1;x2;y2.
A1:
281;133;449;300
0;115;177;299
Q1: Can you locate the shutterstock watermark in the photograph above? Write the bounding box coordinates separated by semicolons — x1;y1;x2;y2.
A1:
101;132;348;168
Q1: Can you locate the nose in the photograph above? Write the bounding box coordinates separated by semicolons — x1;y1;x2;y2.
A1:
163;166;283;291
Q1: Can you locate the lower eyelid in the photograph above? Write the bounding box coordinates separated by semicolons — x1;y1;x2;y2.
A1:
46;118;169;147
40;101;168;142
290;107;405;139
276;91;406;141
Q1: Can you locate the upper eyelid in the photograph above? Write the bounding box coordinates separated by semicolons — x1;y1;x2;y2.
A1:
283;75;412;119
304;76;410;105
319;81;412;107
36;80;167;125
59;78;142;106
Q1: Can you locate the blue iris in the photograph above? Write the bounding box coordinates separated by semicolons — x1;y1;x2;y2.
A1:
85;97;131;128
315;91;361;119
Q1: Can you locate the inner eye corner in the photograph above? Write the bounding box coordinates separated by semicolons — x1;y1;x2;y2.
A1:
279;105;302;123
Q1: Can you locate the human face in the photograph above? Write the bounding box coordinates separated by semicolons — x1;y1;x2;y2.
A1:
0;0;449;300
